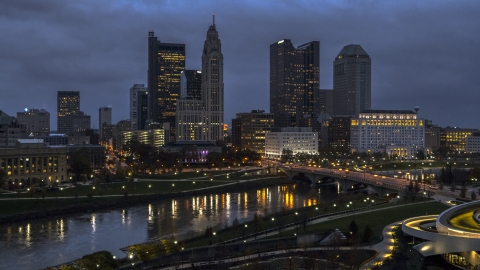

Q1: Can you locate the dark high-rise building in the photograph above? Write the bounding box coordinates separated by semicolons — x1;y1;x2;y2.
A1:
270;39;320;128
333;44;371;116
327;116;351;152
130;84;148;131
232;110;274;155
147;31;185;142
99;107;111;141
57;91;80;133
317;89;334;116
180;70;202;100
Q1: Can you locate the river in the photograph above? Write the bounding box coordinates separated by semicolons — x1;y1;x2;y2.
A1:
0;184;338;270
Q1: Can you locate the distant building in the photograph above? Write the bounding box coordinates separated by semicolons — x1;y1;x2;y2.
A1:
327;116;351;152
161;141;221;163
440;127;479;153
147;31;185;142
265;127;318;159
317;89;334;116
71;112;90;132
57;91;80;133
67;144;105;172
0;139;68;185
350;110;424;158
176;19;224;142
117;129;164;152
35;134;69;146
333;45;371;116
180;70;202;100
0;110;28;147
16;108;50;136
129;84;148;130
424;120;440;154
270;39;320;128
99;107;112;140
231;118;242;151
466;133;480;153
232;110;274;155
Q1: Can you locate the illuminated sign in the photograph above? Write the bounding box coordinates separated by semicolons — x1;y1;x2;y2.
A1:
278;40;284;44
223;124;228;131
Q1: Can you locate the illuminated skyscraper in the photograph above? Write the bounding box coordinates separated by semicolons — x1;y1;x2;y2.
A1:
57;91;80;133
147;32;185;142
270;39;320;128
333;44;371;116
176;17;224;142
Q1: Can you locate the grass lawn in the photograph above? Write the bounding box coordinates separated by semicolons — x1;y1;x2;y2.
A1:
0;175;286;217
0;197;120;217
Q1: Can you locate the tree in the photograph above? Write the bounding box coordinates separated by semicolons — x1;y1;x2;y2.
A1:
0;169;7;189
408;180;414;192
415;150;426;160
70;150;91;184
361;224;373;243
280;149;293;163
75;251;118;270
450;183;456;192
414;181;421;194
115;160;126;180
471;190;477;200
349;220;359;242
460;185;467;199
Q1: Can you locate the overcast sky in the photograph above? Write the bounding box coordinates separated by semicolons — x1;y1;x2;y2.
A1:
1;0;479;130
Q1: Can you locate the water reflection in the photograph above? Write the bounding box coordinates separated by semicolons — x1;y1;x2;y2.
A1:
0;184;337;270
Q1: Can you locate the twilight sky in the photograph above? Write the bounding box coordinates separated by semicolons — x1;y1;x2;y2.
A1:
1;0;479;130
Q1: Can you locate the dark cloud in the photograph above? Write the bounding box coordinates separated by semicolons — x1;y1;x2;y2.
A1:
0;0;479;129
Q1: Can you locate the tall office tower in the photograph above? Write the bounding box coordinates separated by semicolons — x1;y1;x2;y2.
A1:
99;107;112;141
176;17;224;142
333;44;371;116
270;39;320;128
147;31;185;142
129;84;148;130
180;70;202;99
17;108;50;136
57;91;80;133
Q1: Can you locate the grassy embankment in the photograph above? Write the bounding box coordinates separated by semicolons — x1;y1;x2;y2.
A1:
0;169;283;217
186;199;448;248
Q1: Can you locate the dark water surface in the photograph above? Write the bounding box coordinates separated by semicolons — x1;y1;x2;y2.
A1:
0;184;337;270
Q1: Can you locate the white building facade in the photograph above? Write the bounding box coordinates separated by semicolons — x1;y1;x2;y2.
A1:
176;18;224;142
265;127;318;159
350;110;425;158
466;133;480;153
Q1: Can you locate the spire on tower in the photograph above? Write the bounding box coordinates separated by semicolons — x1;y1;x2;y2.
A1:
213;13;215;26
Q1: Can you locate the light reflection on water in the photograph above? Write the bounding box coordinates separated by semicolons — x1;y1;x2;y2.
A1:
0;184;337;270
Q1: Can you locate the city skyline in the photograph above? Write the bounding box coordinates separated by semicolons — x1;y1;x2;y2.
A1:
1;1;479;130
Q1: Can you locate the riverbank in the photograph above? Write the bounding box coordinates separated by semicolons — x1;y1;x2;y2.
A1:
0;176;292;225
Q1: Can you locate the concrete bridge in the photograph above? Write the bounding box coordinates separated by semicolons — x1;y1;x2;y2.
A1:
279;166;407;197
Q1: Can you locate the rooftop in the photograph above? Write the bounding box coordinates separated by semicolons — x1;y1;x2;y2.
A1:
360;110;417;114
336;44;369;58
